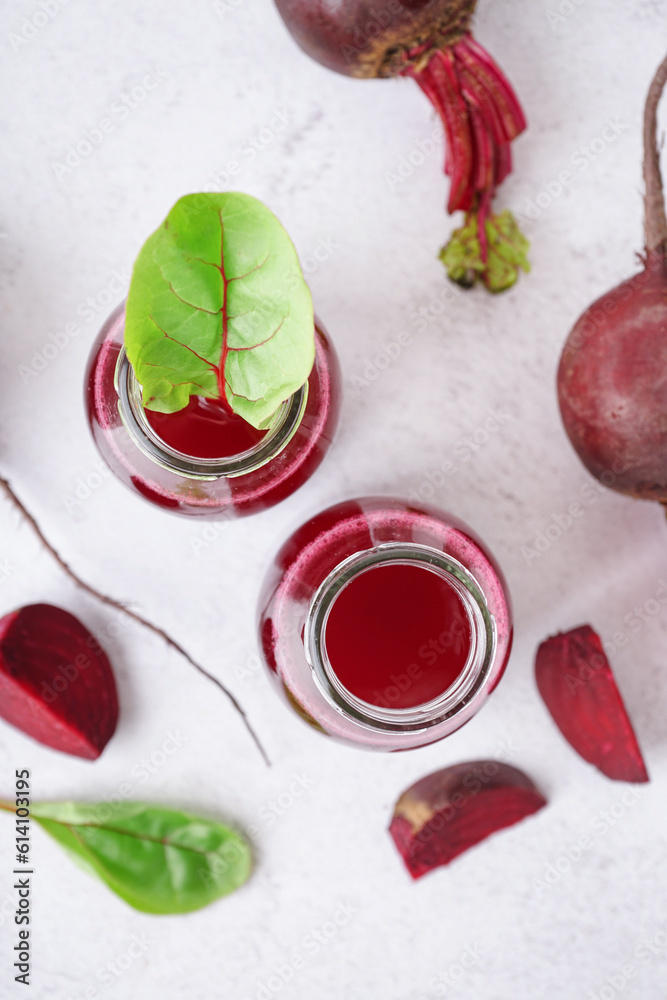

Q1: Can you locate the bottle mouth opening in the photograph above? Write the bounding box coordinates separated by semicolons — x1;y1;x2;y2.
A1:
304;543;497;734
114;347;308;481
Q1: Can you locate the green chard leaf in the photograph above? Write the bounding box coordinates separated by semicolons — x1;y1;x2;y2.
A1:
0;800;251;914
124;192;315;429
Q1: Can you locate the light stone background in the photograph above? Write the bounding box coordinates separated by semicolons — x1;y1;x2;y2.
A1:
1;1;667;998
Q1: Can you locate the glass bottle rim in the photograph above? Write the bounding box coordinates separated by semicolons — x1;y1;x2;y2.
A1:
303;542;497;735
113;347;309;481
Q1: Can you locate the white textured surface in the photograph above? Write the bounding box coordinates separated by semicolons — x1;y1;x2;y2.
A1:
2;1;667;997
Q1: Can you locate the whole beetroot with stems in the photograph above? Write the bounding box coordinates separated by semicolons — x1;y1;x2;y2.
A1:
558;52;667;505
274;0;529;292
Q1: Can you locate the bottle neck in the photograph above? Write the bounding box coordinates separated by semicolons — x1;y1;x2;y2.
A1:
304;542;497;734
114;347;308;481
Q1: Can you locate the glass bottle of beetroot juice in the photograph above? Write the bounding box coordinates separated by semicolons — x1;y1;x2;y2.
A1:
258;498;513;750
85;193;341;517
86;304;340;517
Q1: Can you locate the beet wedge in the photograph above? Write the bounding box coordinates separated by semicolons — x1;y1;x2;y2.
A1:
390;761;546;879
535;625;648;783
0;604;118;759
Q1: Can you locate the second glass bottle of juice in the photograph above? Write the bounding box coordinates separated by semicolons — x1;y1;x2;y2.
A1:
259;497;513;750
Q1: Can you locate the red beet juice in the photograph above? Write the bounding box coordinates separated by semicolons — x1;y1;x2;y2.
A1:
144;396;267;460
325;562;473;709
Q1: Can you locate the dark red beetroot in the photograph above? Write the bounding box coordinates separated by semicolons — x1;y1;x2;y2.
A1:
389;761;546;879
274;0;529;292
536;626;648;784
0;604;118;759
558;54;667;503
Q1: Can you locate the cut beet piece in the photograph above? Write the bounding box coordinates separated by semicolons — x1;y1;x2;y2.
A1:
389;761;546;879
535;625;648;783
0;604;118;759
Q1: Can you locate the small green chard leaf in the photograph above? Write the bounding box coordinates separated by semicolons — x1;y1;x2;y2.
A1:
1;800;251;914
124;192;315;429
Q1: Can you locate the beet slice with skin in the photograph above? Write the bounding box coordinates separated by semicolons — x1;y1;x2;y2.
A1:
0;604;118;759
535;625;648;784
389;761;546;879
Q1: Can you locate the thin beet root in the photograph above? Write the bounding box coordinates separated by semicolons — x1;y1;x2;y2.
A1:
0;604;118;760
389;761;546;879
535;625;649;784
274;0;529;291
558;53;667;503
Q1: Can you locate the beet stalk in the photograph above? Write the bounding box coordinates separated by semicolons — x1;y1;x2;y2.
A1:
389;761;546;878
535;626;649;783
274;0;529;292
558;52;667;504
